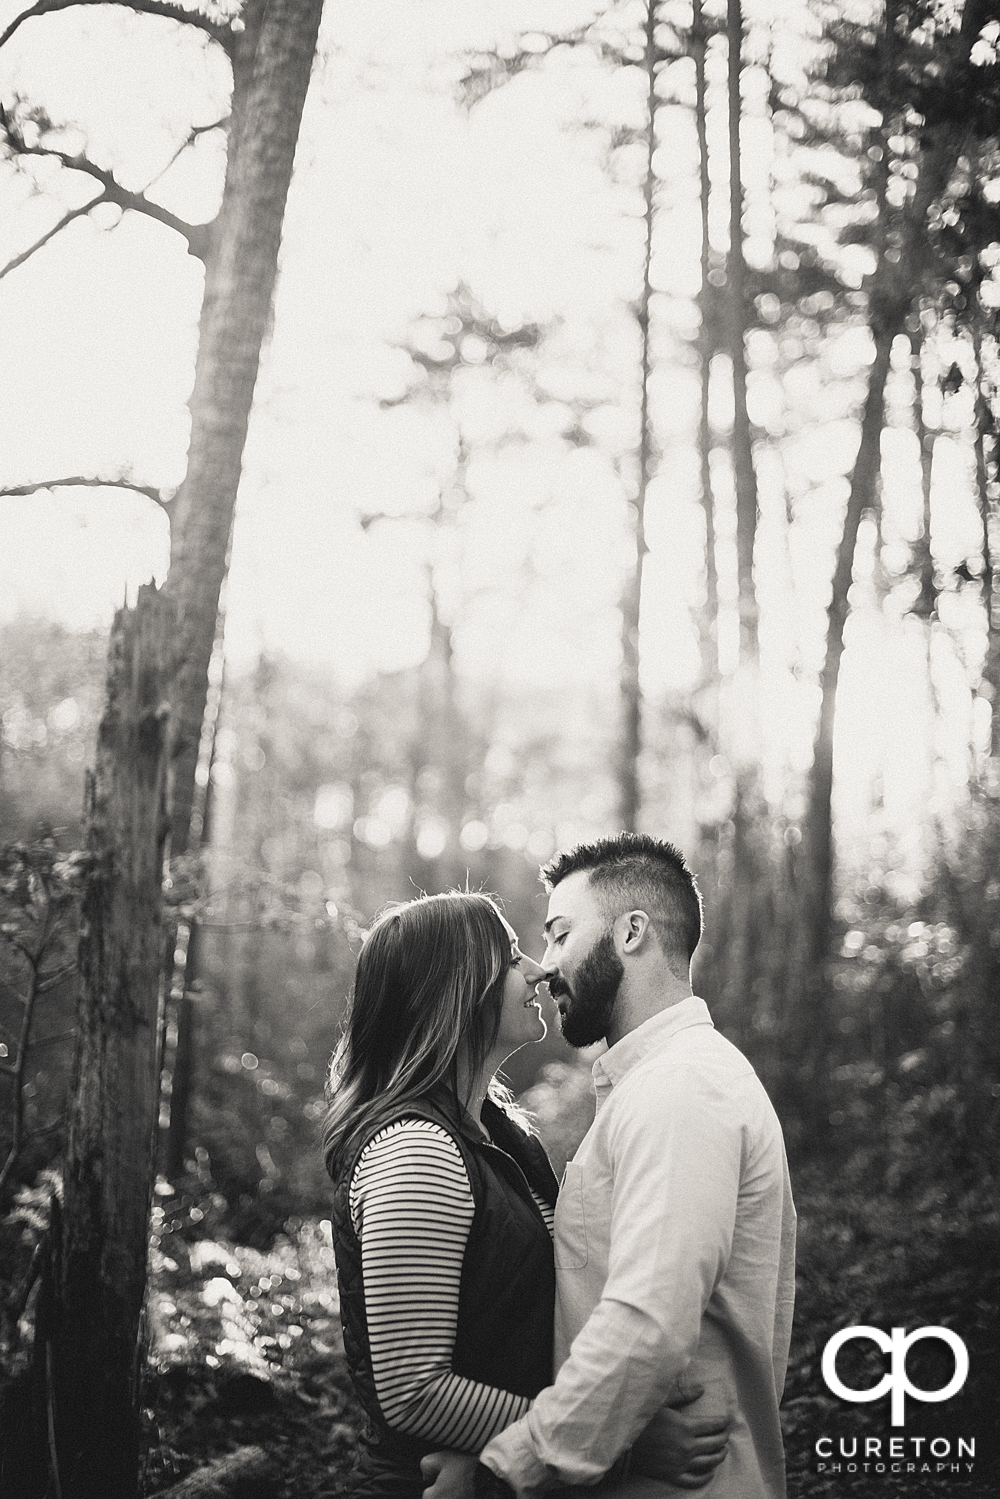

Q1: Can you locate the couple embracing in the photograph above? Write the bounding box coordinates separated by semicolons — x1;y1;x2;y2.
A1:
323;833;796;1499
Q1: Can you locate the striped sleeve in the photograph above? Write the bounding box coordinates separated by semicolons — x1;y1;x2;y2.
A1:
531;1190;555;1237
349;1119;533;1451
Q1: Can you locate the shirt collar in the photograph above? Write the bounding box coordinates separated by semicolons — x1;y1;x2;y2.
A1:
592;995;714;1096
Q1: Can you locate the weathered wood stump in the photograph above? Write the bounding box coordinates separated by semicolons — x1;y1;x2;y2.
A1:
37;585;174;1499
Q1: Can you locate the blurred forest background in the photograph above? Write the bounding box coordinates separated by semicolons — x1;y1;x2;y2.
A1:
1;0;999;1494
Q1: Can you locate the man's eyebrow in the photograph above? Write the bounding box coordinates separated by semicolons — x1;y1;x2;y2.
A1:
543;916;567;934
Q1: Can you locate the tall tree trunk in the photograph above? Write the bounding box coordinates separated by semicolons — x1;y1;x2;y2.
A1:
777;314;901;1144
692;0;718;687
617;0;658;832
421;587;468;891
798;0;983;969
163;749;219;1184
167;0;325;850
20;5;326;1487
162;623;224;1183
909;329;941;785
42;586;174;1499
726;0;758;667
714;0;767;1056
163;923;198;1181
971;323;1000;753
801;319;898;964
160;0;324;1174
911;328;938;620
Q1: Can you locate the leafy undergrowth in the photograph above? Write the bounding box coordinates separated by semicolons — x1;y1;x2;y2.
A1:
781;1169;999;1497
142;1216;366;1496
140;1177;998;1497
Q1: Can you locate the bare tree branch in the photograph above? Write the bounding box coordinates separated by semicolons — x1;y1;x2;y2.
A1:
0;477;174;509
0;109;224;275
24;1116;66;1140
458;33;587;110
143;111;229;192
10;1235;46;1330
28;1028;77;1049
0;194;106;281
37;965;78;995
0;0;233;54
1;104;213;258
359;508;407;531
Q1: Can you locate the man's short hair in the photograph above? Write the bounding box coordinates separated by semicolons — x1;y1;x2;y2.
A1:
541;832;703;964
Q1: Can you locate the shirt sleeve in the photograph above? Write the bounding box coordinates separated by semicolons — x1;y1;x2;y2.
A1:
350;1119;533;1452
480;1063;743;1493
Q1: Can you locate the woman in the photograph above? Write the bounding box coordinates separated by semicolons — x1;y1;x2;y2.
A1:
323;892;556;1498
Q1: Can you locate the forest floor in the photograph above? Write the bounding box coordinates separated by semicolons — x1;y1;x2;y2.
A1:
139;1176;998;1499
142;1217;361;1497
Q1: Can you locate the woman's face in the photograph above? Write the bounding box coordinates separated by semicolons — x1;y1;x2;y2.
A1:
493;916;547;1056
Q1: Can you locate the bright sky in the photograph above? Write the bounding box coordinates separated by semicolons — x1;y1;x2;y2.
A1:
0;0;991;879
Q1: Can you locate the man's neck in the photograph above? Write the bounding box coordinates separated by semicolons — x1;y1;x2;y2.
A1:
605;969;694;1049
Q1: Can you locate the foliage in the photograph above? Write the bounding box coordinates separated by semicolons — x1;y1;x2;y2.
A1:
782;1172;999;1496
142;1215;362;1496
0;619;106;1204
0;836;83;1201
806;783;1000;1190
0;1166;60;1374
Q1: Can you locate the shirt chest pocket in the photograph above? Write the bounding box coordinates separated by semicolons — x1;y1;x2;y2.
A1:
554;1160;588;1269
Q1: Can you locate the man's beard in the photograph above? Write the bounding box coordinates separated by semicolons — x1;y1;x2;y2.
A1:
551;929;623;1048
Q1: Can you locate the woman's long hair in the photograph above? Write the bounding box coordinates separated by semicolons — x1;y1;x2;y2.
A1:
322;891;520;1178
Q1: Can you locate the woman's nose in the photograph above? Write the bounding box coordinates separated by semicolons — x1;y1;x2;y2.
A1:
521;955;546;983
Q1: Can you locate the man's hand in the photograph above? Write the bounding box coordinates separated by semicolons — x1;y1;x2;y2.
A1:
420;1451;480;1499
629;1381;732;1490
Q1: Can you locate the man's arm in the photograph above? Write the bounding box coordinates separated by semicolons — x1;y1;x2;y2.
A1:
421;1398;731;1499
479;1063;743;1495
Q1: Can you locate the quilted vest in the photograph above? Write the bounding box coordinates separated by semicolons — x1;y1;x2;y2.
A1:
331;1089;558;1483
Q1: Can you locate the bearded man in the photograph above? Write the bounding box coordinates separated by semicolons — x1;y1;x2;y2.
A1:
425;832;796;1499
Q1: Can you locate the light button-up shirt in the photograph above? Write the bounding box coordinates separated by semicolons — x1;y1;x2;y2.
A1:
481;996;796;1496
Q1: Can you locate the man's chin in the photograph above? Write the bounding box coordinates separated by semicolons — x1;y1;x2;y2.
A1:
559;1008;605;1049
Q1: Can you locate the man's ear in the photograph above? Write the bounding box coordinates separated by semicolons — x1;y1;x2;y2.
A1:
617;909;652;956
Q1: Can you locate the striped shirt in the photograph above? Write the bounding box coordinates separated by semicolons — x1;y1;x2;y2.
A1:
349;1118;555;1451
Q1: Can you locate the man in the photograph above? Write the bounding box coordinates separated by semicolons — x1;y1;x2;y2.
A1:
425;832;796;1498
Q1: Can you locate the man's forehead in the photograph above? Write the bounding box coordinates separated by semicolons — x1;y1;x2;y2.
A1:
545;869;599;927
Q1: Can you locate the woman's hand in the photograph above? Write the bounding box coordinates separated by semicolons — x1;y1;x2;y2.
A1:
629;1380;732;1490
420;1450;480;1499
